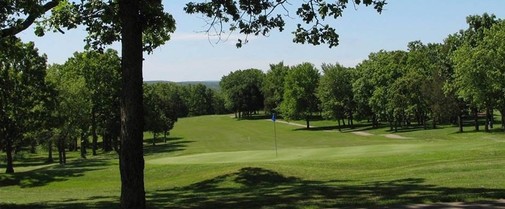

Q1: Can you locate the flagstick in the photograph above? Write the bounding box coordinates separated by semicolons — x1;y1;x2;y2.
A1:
274;116;278;158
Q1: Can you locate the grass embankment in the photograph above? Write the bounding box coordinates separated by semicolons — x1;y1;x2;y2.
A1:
1;115;505;208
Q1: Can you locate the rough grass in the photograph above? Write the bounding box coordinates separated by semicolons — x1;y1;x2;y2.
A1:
1;114;505;208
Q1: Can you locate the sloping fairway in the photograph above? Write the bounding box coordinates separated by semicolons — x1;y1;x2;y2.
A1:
2;115;505;208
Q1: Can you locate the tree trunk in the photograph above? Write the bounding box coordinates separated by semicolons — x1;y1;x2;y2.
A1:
104;130;113;152
164;131;167;143
501;108;505;130
394;116;398;133
58;134;66;165
113;136;120;154
337;119;341;131
485;107;490;132
58;141;63;165
5;138;14;173
349;111;354;129
92;107;98;156
47;138;54;163
306;118;310;129
432;112;437;129
63;144;67;164
489;108;494;129
152;132;156;146
458;114;463;133
423;113;427;130
80;131;88;159
119;0;146;207
502;113;505;131
389;116;394;131
473;107;479;131
30;138;37;154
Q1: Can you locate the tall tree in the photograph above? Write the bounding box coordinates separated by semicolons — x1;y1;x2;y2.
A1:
220;69;265;118
46;63;91;163
318;63;355;130
455;21;505;131
184;84;215;116
1;0;385;207
355;50;408;130
78;50;121;153
143;83;179;145
353;61;377;127
263;62;290;114
281;62;320;129
47;50;121;157
0;38;50;173
452;14;501;132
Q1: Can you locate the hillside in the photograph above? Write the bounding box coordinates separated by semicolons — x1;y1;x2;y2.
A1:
2;115;505;208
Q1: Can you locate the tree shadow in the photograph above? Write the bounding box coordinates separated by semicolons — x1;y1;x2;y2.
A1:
292;125;341;131
0;195;119;209
3;167;505;208
0;158;110;188
143;137;192;156
292;123;385;132
2;156;51;168
146;167;505;209
241;114;272;120
385;126;428;133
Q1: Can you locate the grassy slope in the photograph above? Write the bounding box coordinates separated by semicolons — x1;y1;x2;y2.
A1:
1;115;505;208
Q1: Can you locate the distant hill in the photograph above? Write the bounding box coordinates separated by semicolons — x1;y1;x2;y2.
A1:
144;80;220;90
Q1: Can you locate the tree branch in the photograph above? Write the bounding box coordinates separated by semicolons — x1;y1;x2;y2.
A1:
0;0;60;38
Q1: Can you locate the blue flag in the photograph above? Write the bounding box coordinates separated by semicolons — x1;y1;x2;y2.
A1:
272;113;276;122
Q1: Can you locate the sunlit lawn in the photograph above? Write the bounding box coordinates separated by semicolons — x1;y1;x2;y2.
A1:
1;114;505;208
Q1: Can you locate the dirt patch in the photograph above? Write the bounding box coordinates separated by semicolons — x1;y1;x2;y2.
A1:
351;131;374;136
267;119;316;128
401;199;505;209
383;134;410;139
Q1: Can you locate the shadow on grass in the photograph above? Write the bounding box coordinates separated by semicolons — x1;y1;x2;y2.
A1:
4;156;51;168
0;158;110;188
147;167;505;209
143;137;192;156
3;167;505;208
0;196;119;209
292;123;386;133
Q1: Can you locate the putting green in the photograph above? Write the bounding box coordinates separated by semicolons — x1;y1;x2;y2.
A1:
146;143;438;164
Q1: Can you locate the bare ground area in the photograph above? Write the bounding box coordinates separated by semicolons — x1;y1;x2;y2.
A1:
351;131;374;136
267;119;317;128
383;134;411;139
396;199;505;209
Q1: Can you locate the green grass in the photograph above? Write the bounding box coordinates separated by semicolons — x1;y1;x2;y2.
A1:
1;114;505;208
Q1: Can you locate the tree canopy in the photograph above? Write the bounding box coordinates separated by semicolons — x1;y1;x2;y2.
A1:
1;37;52;173
281;62;320;129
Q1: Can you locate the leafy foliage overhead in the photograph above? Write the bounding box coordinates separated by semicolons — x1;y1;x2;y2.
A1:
184;0;386;48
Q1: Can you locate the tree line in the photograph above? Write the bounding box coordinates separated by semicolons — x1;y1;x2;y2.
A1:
219;13;505;132
2;13;504;174
1;0;389;208
0;45;230;173
1;8;503;209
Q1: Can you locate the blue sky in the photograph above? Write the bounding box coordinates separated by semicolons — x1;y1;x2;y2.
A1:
18;0;505;82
